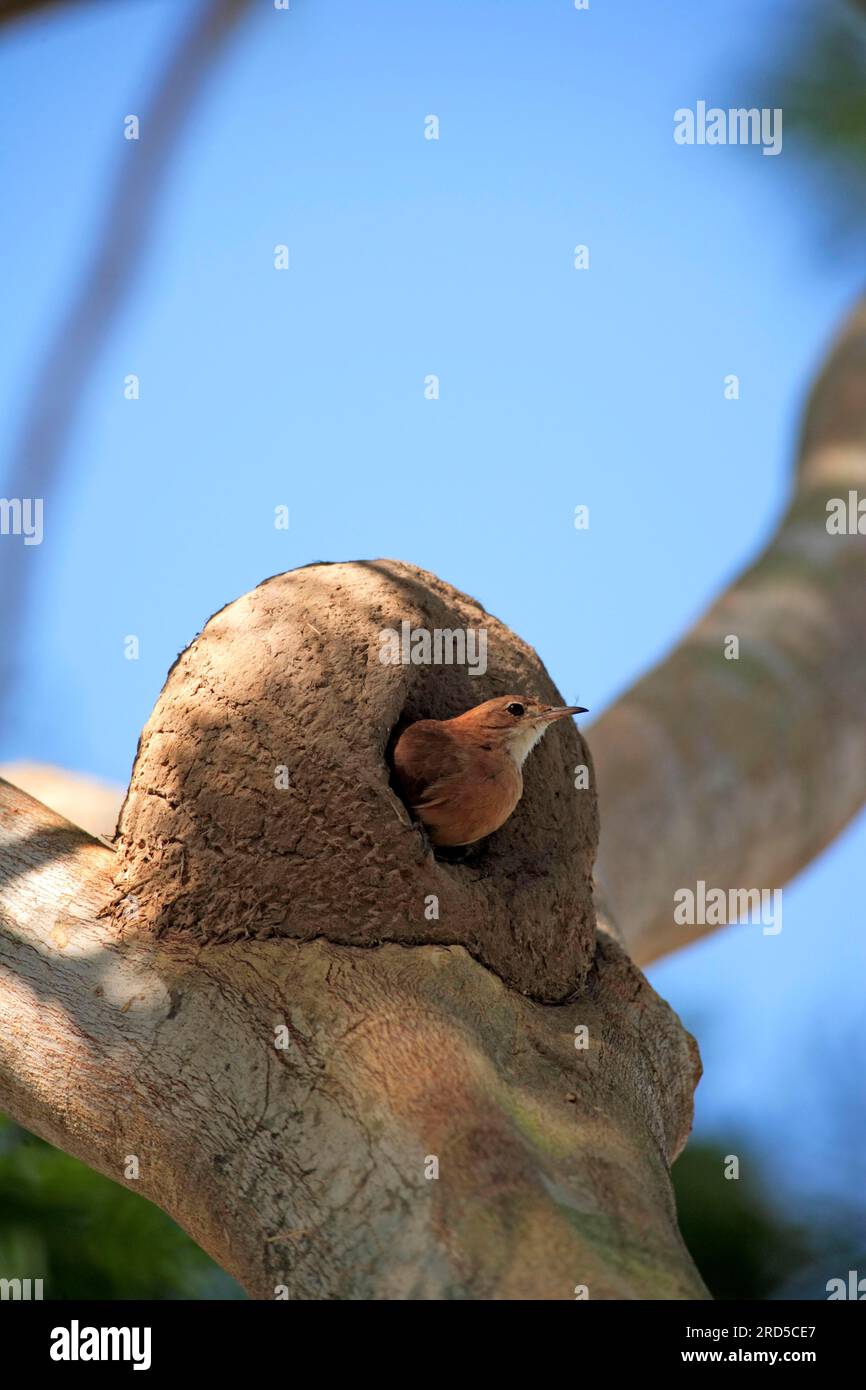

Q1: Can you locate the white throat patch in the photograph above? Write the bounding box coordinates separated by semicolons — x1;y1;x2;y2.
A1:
507;720;550;769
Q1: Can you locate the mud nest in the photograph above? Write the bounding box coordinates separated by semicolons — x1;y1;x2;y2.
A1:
111;560;598;1002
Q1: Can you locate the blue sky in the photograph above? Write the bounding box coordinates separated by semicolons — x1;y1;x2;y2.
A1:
1;0;863;1210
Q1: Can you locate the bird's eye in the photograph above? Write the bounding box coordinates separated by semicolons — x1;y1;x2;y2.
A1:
506;702;525;717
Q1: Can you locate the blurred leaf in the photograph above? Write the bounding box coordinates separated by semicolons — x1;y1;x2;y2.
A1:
768;0;866;238
673;1137;861;1301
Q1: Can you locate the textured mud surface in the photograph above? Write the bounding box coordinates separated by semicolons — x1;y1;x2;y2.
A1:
112;560;598;1001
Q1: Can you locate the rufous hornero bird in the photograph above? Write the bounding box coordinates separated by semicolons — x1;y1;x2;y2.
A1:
392;696;586;847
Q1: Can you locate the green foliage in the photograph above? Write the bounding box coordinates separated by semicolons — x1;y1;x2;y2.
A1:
0;1115;244;1300
673;1139;809;1299
673;1137;865;1301
768;0;866;234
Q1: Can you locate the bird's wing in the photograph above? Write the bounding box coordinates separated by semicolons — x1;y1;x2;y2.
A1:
413;776;463;811
391;721;466;809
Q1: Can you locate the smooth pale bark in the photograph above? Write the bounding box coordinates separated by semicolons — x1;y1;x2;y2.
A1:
591;300;866;965
0;762;122;842
0;778;705;1299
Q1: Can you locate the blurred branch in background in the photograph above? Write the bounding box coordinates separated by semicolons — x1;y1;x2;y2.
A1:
583;2;866;963
0;0;252;716
592;299;866;965
0;0;108;24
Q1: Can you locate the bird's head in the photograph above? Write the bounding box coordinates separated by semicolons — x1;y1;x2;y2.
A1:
453;695;587;767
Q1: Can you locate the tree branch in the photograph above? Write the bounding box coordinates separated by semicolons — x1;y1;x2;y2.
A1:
0;0;251;712
0;761;122;840
0;0;108;24
591;298;866;964
0;776;706;1298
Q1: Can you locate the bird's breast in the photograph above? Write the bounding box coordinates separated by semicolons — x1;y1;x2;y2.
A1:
424;754;523;846
392;721;527;846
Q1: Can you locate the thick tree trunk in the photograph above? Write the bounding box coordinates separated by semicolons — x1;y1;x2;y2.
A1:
0;778;704;1299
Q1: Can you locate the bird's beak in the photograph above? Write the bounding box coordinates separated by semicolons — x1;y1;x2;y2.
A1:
540;705;587;722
